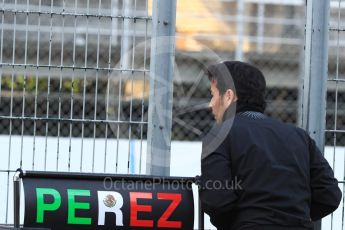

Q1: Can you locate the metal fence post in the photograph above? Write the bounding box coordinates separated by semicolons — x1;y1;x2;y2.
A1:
13;171;21;228
235;0;245;61
146;0;176;176
302;0;330;230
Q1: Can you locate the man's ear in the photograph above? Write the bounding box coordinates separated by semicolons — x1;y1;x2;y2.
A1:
223;89;237;106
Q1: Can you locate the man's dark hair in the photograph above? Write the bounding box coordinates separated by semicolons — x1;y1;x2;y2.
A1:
206;61;266;113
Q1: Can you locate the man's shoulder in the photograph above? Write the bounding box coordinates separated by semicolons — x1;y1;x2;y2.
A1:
232;112;307;135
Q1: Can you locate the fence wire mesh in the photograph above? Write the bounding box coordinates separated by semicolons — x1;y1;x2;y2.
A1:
0;0;151;225
172;1;304;141
323;1;345;229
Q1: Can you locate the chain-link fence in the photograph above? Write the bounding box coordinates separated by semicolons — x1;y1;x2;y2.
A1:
172;0;305;141
172;0;345;146
0;0;151;225
323;1;345;229
327;1;345;146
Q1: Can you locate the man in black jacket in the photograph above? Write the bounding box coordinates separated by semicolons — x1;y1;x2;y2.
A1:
199;61;342;230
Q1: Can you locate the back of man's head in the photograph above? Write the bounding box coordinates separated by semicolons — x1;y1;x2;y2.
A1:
206;61;266;113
